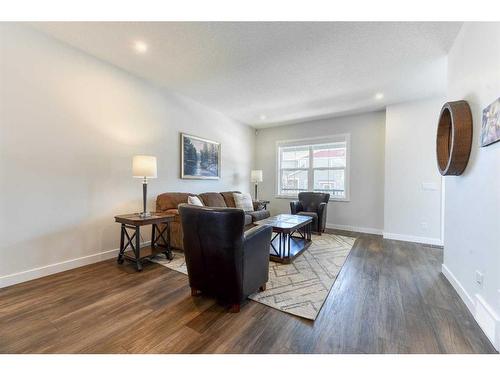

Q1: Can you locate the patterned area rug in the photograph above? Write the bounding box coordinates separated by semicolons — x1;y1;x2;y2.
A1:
152;233;355;320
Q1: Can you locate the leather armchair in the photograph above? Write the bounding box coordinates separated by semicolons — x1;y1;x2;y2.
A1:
178;204;272;312
290;192;330;234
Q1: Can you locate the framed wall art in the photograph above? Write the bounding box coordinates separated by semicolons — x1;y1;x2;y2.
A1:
181;133;221;179
480;97;500;147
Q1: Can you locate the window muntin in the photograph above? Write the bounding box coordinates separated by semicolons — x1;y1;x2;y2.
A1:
313;169;345;198
312;144;346;168
277;137;349;200
281;147;309;168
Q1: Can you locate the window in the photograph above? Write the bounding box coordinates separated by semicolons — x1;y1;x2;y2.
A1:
276;135;349;200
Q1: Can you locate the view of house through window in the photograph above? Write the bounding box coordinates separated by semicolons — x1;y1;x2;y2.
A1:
277;136;349;199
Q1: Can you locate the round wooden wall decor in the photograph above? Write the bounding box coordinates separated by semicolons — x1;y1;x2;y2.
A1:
436;100;473;176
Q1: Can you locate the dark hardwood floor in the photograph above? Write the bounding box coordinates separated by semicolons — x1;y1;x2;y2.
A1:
0;231;496;354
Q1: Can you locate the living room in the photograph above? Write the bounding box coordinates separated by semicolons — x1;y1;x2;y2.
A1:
1;0;500;372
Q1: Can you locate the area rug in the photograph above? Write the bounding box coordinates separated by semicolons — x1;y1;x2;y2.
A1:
152;233;355;320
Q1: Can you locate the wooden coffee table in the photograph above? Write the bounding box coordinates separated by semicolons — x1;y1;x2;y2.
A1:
254;214;313;264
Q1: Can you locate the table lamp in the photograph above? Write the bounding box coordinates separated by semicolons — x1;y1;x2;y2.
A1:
132;155;157;218
251;169;263;200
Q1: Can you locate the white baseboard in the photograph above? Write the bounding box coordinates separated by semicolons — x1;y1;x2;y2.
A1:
326;223;383;235
475;294;500;350
441;264;475;311
328;226;443;246
442;264;500;351
383;232;443;247
0;242;149;289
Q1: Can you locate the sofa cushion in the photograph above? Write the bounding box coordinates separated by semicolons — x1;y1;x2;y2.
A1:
199;192;227;207
220;191;241;208
247;210;271;222
157;192;197;211
244;214;253;226
233;192;254;212
188;196;204;206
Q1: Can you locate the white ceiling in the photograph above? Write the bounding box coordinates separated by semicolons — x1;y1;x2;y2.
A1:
30;22;462;128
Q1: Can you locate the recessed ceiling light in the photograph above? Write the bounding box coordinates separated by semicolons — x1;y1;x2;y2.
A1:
375;92;384;100
259;114;267;121
132;40;148;54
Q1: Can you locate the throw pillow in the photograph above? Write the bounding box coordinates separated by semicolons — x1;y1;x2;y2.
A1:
233;192;254;212
187;196;204;206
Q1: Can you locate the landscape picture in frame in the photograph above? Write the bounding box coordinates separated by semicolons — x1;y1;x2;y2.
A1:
480;96;500;147
181;133;221;179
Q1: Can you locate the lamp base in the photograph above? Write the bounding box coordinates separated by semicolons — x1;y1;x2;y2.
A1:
139;179;151;219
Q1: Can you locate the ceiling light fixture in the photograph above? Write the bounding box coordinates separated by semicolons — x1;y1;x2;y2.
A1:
259;114;267;121
132;40;148;54
375;92;384;100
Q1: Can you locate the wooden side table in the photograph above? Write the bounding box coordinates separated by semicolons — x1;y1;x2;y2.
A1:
114;212;175;272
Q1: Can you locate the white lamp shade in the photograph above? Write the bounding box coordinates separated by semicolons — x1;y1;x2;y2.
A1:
251;169;263;183
132;155;157;178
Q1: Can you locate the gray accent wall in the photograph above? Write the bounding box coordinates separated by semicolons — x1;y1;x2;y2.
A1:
254;111;386;234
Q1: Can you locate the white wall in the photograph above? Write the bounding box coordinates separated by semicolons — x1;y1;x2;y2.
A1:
255;111;386;234
0;24;255;287
384;98;444;245
442;22;500;350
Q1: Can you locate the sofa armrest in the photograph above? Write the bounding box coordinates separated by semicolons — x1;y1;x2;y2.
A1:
290;201;303;215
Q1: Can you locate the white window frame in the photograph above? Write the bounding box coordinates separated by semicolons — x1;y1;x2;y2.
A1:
275;134;350;202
